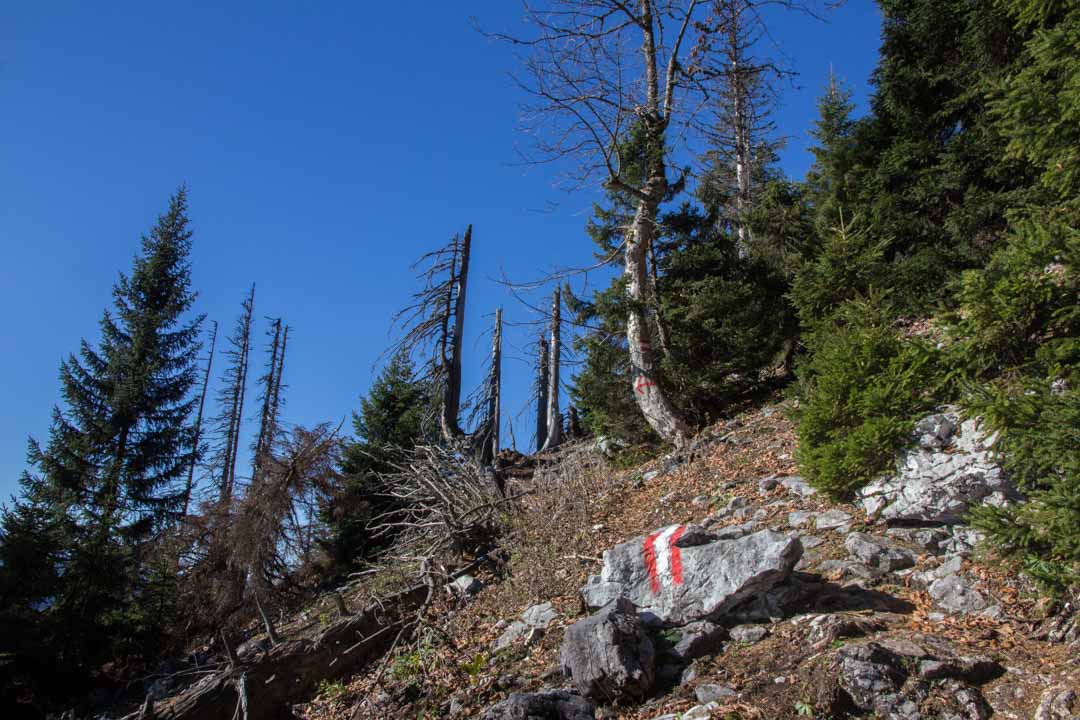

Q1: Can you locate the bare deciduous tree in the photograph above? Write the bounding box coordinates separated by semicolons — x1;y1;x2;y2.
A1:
491;0;708;444
492;0;819;444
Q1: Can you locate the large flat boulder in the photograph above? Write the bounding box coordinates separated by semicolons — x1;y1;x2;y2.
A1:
560;597;655;701
858;412;1015;525
580;526;802;625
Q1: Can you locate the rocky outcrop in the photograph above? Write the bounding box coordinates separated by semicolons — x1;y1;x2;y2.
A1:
581;526;802;625
560;597;655;701
480;690;595;720
858;412;1015;524
834;635;1001;720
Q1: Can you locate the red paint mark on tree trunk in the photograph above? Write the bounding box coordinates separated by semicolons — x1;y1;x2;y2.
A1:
635;376;656;395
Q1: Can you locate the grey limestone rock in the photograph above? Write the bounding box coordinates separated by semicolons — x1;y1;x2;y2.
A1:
668;620;726;662
815;509;852;531
729;624;769;643
695;684;737;703
480;690;596;720
560;597;655;701
859;412;1016;524
845;531;916;571
581;526;801;625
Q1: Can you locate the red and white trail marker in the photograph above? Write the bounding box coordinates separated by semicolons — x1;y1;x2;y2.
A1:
634;375;656;395
642;524;685;594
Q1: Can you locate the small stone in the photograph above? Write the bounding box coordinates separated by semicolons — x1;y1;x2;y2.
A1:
779;476;817;497
644;470;662;482
816;509;852;531
758;475;780;493
729;624;769;643
691;495;710;507
695;684;737;703
788;510;814;527
449;574;483;596
845;532;916;571
681;703;720;719
522;601;558;629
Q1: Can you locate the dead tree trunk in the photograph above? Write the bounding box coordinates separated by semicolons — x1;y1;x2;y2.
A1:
440;225;471;442
214;286;255;505
478;308;502;467
182;320;217;519
535;336;549;453
252;318;283;484
540;288;562;451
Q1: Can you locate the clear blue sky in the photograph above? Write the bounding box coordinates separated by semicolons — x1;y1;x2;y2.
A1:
0;1;882;500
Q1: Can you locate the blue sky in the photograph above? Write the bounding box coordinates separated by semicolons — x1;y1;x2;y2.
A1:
0;1;882;500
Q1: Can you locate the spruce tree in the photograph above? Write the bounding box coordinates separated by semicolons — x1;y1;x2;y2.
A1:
318;353;431;578
0;188;203;705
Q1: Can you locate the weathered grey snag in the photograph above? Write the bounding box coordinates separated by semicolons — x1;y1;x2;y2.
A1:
541;288;563;451
479;308;503;468
440;225;471;442
251;318;282;485
228;285;254;501
182;320;217;519
255;595;281;646
535;335;550;452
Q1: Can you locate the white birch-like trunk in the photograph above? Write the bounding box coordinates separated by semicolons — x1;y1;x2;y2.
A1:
625;189;691;446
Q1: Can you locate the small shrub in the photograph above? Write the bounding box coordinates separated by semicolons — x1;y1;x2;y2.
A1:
460;653;486;678
317;679;347;701
794;293;947;498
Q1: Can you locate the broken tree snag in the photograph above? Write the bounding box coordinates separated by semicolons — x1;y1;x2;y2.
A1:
441;225;471;442
535;335;550;453
255;595;281;646
478;308;503;468
626;195;691;447
182;320;217;519
541;287;562;452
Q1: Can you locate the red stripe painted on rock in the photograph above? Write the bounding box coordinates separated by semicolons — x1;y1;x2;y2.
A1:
669;525;685;586
643;529;662;594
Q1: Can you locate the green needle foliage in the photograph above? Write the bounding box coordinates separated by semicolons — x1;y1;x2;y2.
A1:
0;189;204;710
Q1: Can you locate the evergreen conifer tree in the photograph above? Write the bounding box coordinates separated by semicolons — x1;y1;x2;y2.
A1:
0;188;203;707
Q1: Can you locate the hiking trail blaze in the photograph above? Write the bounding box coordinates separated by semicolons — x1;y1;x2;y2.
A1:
642;525;686;594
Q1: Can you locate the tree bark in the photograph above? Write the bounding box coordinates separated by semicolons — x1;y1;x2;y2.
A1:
625;188;692;446
183;321;217;519
535;336;549;452
441;225;471;441
540;288;562;451
479;308;502;467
